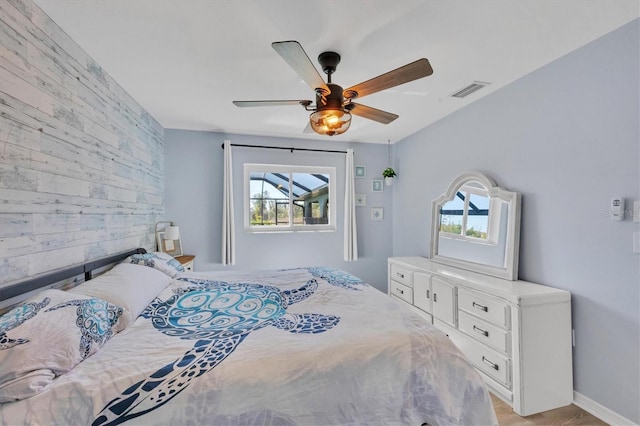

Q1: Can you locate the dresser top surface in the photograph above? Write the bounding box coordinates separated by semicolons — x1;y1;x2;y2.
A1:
388;256;570;305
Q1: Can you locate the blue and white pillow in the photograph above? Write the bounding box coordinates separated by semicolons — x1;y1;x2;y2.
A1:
0;289;123;402
125;252;185;277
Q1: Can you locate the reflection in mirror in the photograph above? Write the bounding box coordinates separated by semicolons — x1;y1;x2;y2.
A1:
440;186;491;241
431;172;521;280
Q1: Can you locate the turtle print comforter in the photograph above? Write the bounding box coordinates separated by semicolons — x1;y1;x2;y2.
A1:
0;267;497;425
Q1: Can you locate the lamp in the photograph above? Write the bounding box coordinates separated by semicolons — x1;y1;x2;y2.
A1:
309;108;351;136
164;225;180;240
155;221;181;254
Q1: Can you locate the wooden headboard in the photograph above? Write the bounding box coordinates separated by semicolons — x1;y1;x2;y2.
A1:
0;248;147;304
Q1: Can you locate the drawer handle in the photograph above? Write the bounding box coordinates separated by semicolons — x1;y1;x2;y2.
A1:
426;290;430;299
395;288;404;295
396;272;405;279
482;356;499;371
433;293;437;303
473;325;489;337
472;301;488;312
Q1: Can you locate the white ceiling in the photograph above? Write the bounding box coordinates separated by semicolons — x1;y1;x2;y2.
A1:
34;0;639;144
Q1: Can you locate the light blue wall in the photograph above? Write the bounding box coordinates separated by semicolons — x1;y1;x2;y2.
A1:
393;20;639;422
164;131;394;292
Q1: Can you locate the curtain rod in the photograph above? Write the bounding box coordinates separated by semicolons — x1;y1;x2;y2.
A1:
220;142;347;154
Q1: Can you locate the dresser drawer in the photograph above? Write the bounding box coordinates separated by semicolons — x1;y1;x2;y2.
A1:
459;310;510;354
459;289;510;328
390;281;413;304
390;264;412;287
456;336;511;388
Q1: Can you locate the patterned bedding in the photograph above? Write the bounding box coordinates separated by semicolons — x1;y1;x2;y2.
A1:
0;267;497;425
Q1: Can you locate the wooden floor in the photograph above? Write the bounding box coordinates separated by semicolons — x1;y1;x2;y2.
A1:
492;394;608;426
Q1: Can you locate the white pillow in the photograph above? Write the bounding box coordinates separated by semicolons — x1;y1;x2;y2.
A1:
0;289;122;402
69;262;171;331
124;252;185;277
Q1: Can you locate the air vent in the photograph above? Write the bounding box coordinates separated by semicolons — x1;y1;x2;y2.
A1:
450;81;490;98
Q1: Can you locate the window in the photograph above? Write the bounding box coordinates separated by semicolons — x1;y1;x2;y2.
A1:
439;184;497;243
244;164;336;232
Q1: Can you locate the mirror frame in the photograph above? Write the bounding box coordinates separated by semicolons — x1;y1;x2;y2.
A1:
430;171;521;281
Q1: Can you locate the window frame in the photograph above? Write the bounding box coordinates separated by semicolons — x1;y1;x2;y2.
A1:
243;163;336;233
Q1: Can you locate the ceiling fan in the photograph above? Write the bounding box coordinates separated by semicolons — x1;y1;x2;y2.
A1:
233;41;434;136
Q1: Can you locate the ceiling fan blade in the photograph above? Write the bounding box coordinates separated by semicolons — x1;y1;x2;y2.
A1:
349;103;399;124
344;58;433;99
272;41;330;94
233;100;312;107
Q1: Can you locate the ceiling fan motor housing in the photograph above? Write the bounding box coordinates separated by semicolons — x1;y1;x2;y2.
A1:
318;51;341;76
317;83;345;109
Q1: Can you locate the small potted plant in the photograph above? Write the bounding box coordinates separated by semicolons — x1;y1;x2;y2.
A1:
382;167;396;186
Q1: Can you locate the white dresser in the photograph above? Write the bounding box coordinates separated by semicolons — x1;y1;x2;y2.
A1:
388;256;573;416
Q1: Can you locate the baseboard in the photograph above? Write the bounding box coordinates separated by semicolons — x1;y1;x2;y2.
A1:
573;391;637;426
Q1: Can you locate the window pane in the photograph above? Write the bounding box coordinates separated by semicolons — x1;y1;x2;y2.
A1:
292;201;304;225
466;193;489;239
275;201;290;226
293;172;329;226
250;173;288;200
250;171;289;227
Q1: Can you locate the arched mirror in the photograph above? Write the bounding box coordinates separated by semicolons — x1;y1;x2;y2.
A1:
430;171;521;280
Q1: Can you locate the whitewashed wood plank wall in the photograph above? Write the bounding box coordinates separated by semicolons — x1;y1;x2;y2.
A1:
0;0;164;287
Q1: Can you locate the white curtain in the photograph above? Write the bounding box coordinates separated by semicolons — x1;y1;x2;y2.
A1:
343;148;358;261
221;139;235;265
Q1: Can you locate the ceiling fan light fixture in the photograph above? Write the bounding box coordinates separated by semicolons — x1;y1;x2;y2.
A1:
309;109;351;136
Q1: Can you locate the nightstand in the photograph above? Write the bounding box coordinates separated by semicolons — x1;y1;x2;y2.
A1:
175;255;195;271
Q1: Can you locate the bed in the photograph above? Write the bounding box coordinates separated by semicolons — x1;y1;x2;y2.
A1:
0;249;497;425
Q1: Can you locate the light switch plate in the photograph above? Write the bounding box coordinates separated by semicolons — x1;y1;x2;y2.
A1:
634;201;640;222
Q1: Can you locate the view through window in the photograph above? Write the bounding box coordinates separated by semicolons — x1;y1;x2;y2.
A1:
245;164;335;232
